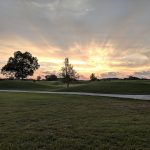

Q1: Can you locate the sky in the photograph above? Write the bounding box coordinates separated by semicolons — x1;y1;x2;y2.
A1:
0;0;150;79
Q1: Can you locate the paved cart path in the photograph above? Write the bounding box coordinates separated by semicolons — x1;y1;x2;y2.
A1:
0;90;150;100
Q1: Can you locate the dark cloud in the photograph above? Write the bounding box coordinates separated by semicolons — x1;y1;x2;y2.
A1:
1;0;150;50
133;71;150;79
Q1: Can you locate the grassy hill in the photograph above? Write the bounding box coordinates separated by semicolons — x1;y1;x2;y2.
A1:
0;80;150;94
60;80;150;94
0;92;149;150
0;80;64;91
0;80;85;91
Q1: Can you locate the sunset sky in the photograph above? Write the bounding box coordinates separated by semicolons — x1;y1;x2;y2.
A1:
0;0;150;79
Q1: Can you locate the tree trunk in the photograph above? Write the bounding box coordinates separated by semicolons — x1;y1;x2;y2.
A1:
67;82;69;88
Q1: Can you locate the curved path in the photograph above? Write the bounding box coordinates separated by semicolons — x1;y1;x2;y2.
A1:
0;90;150;100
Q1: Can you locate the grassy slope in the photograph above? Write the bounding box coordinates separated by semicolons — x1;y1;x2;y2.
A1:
0;80;150;94
60;80;150;94
0;80;85;91
0;92;150;150
0;80;62;91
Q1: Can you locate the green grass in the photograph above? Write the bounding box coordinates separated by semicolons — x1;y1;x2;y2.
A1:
0;80;150;94
0;80;61;91
0;80;85;91
60;80;150;94
0;92;150;150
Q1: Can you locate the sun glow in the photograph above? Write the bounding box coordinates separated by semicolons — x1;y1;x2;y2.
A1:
0;38;117;79
0;37;149;79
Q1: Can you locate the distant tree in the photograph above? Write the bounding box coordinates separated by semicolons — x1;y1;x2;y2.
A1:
60;58;79;88
37;76;41;81
90;73;97;81
127;76;140;80
1;51;40;79
8;76;15;80
45;74;58;81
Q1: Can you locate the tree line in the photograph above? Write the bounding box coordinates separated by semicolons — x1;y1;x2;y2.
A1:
1;51;79;88
1;51;146;88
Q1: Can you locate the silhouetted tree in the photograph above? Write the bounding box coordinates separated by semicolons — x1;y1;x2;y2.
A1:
37;76;41;81
125;76;140;80
45;74;58;81
1;51;40;79
90;73;97;81
60;58;79;88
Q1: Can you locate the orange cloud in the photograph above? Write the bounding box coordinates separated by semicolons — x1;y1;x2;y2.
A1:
0;37;150;79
